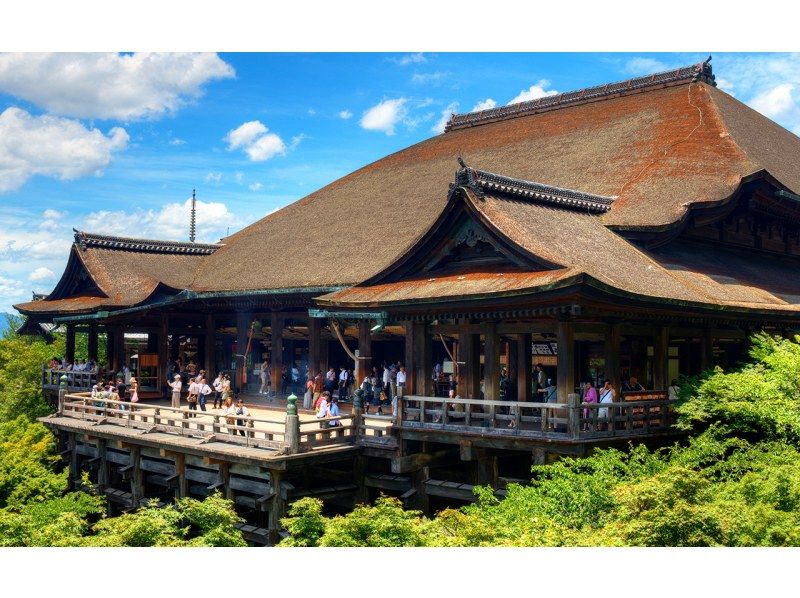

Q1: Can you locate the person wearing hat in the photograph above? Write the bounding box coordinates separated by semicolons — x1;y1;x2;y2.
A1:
169;373;182;409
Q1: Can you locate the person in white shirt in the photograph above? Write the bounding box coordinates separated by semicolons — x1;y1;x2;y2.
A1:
394;366;407;418
338;367;349;401
169;374;182;409
198;377;212;412
212;374;224;408
382;364;392;403
186;377;200;417
259;360;270;395
234;399;250;437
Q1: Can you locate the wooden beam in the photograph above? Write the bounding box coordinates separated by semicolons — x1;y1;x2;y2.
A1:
458;328;480;400
270;313;284;397
701;328;714;372
603;322;621;392
237;312;250;393
87;325;98;362
357;320;372;385
653;326;669;390
205;314;215;379
158;313;169;391
112;325;124;372
391;448;460;474
413;322;432;396
308;316;321;375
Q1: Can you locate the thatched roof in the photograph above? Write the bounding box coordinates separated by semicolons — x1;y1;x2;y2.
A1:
16;59;800;318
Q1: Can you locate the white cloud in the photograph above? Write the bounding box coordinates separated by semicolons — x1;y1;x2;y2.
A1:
249;182;263;192
431;101;459;135
28;266;54;281
360;98;408;135
471;98;497;112
225;120;287;162
411;72;448;85
83;197;241;244
169;138;186;146
338;110;353;120
508;80;559;105
0;273;26;302
624;57;671;76
0;107;128;193
289;134;308;150
307;108;316;116
234;171;244;184
0;52;234;121
750;84;796;120
204;171;222;184
393;53;427;66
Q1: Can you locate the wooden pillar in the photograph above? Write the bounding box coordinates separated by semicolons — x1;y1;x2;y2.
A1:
701;328;714;372
474;448;499;486
653;326;669;390
604;322;621;392
129;446;144;507
483;323;501;402
65;324;76;364
516;333;532;401
87;325;98;362
556;320;575;403
458;329;480;400
269;469;287;533
105;329;114;370
67;433;79;489
112;325;124;372
96;438;109;489
357;320;372;384
412;322;432;395
308;317;321;375
236;312;249;392
270;312;283;396
174;453;187;499
320;338;329;375
404;322;415;392
158;314;169;389
204;314;215;379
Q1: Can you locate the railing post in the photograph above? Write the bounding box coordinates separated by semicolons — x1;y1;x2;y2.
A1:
395;394;404;427
352;388;364;441
58;374;68;415
568;393;581;439
284;393;300;454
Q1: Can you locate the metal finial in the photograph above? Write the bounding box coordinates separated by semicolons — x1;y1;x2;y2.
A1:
189;189;197;243
457;156;467;169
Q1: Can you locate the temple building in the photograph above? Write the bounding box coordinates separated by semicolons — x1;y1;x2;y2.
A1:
16;57;800;405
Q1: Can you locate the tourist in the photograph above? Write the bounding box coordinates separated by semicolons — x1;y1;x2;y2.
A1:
327;396;341;427
304;373;314;410
623;376;645;393
668;379;680;401
129;376;139;404
338;366;349;401
360;375;373;414
186;376;199;417
281;365;290;396
324;368;336;394
583;381;598;431
115;376;127;412
198;376;212;412
312;372;323;407
394;366;406;418
259;359;270;395
235;399;250;437
221;373;232;408
598;380;616;430
291;364;300;395
186;360;197;376
222;396;236;435
372;373;384;415
169;373;182;409
316;391;331;428
122;363;132;385
212;372;224;408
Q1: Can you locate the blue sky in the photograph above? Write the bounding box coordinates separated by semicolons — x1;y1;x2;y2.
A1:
2;51;800;314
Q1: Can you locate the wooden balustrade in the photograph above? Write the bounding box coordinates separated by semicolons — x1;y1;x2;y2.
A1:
398;395;676;440
297;415;357;448
43;368;99;390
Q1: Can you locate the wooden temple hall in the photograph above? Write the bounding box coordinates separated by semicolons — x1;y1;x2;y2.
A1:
15;58;800;539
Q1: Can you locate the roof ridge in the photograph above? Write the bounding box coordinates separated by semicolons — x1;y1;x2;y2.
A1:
445;57;716;132
453;164;616;214
73;230;221;255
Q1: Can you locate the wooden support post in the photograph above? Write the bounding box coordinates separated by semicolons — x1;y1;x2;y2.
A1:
105;329;114;370
65;325;76;364
68;433;79;489
410;466;430;514
217;461;231;500
458;328;480;400
270;312;283;397
474;448;498;486
354;455;368;505
653;326;669;390
320;338;329;375
357;320;372;384
604;321;621;393
237;312;250;394
568;392;581;439
308;316;321;376
159;314;169;391
204;314;215;379
532;447;547;466
112;325;124;372
268;470;286;534
129;446;144;507
701;328;714;372
483;323;501;402
413;322;432;396
175;453;187;499
97;438;109;488
516;333;532;401
87;325;98;362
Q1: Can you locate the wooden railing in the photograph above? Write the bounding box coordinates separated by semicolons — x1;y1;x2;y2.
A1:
298;414;357;449
397;394;677;440
43;367;99;390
